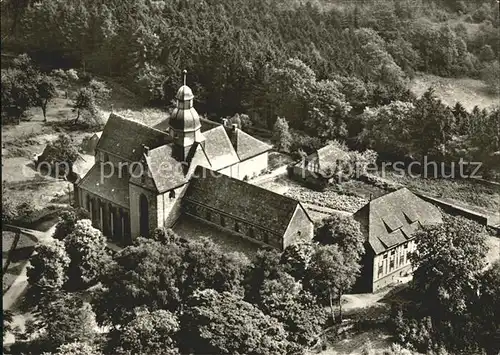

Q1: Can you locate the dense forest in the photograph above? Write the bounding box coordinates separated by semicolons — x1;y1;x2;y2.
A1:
1;0;499;174
2;0;498;111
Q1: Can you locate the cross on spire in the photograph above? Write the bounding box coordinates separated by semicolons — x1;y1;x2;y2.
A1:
183;69;187;86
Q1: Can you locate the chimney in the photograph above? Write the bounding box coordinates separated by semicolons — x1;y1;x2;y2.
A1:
222;118;228;126
143;145;150;156
231;123;237;131
369;193;373;201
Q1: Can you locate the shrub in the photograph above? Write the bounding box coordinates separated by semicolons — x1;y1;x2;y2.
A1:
290;130;323;156
53;208;91;241
272;116;292;153
66;69;79;81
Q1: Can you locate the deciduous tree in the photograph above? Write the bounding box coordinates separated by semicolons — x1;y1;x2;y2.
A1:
304;245;360;323
42;294;97;351
109;308;180;355
73;80;110;124
53;208;90;241
1;68;37;124
181;289;297;354
35;75;57;122
64;219;110;290
243;248;283;304
37;134;79;176
281;241;315;281
314;214;365;261
27;240;70;304
272;116;292;153
53;342;102;355
182;237;250;299
94;238;185;326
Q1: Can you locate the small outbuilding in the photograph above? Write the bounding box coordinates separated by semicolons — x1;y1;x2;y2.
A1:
289;144;351;189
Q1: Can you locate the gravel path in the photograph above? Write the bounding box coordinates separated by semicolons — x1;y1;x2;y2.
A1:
3;224;57;346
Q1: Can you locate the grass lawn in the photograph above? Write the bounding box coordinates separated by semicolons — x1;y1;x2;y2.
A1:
2;231;17;270
315;330;394;355
173;214;260;259
409;73;499;112
380;171;500;214
2;231;37;294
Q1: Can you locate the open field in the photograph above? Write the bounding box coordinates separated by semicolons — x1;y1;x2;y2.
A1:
409;73;499;111
379;171;500;214
1;74;145;226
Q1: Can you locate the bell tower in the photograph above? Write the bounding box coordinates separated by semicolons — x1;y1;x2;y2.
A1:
169;70;205;161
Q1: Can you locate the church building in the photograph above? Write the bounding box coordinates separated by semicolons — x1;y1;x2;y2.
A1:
74;73;314;250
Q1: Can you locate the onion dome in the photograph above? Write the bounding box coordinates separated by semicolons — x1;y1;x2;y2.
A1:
169;70;201;131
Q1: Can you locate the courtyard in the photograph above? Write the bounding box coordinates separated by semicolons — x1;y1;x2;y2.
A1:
173;214;261;259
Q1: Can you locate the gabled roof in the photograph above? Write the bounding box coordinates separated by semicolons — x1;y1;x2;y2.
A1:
96;113;168;162
296;144;350;173
153;118;270;162
226;128;272;161
77;164;129;208
317;145;350;171
129;144;190;193
353;188;443;254
183;166;305;235
202;126;240;170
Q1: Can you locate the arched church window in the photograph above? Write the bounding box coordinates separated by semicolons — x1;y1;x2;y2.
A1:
248;228;254;239
234;222;240;233
220;216;226;227
206;210;211;221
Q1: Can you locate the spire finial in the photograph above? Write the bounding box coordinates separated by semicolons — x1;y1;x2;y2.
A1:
183;69;187;86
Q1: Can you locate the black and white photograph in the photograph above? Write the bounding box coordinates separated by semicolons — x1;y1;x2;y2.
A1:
1;0;499;354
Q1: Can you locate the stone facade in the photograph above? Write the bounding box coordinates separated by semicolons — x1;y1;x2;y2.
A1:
282;205;314;249
156;184;189;229
129;182;157;238
76;187;131;244
183;200;303;251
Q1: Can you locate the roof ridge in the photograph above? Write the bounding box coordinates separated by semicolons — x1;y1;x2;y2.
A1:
76;164;98;187
108;112;167;135
368;187;408;205
237;128;272;148
192;165;300;205
144;155;160;192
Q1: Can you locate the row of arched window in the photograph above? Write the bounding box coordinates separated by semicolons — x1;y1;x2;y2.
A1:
84;193;131;243
192;204;274;245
